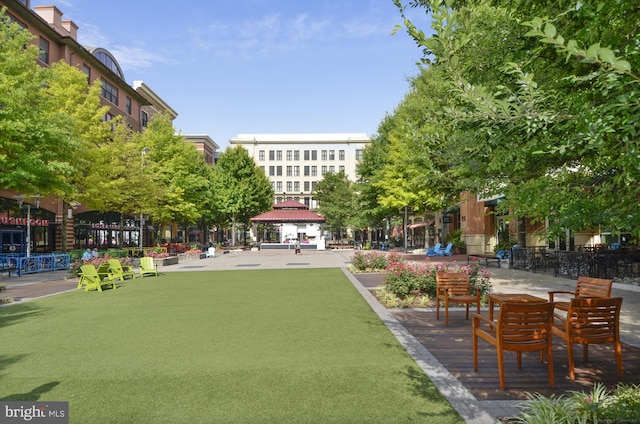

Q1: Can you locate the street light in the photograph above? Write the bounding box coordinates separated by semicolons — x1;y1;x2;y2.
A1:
139;148;150;253
14;194;43;258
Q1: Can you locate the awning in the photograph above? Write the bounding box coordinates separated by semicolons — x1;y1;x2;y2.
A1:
409;223;426;229
484;197;505;207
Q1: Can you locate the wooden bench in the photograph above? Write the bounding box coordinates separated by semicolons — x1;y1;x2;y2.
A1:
467;250;509;268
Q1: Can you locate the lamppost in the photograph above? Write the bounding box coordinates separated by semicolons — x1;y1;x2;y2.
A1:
14;194;43;258
139;148;150;253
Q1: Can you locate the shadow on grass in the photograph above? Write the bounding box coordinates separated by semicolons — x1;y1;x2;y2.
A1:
0;303;46;328
0;381;59;401
405;365;464;421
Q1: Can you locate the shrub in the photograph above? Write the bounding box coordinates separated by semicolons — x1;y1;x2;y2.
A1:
145;251;169;258
515;383;640;424
383;258;492;300
350;251;393;272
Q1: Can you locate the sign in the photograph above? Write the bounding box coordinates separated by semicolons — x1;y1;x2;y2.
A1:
442;216;451;223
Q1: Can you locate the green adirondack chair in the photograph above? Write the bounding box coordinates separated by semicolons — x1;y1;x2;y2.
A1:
139;257;158;277
108;259;136;280
78;264;117;292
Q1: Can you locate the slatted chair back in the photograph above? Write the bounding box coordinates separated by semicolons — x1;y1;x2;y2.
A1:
553;297;623;380
548;276;612;312
436;272;480;326
473;301;555;390
140;257;158;277
574;276;613;299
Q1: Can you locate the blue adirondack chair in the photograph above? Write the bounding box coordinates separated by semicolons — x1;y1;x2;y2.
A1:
436;243;454;256
426;243;442;257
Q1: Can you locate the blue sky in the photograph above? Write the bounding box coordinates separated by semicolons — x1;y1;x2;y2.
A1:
31;0;430;148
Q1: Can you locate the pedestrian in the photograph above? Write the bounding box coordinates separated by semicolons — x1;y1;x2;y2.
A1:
91;248;99;258
81;248;92;261
295;239;301;255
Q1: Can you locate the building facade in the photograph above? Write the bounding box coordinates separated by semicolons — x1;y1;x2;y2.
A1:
230;133;371;208
0;0;218;254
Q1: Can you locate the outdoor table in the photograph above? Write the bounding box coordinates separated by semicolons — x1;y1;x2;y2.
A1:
488;293;547;321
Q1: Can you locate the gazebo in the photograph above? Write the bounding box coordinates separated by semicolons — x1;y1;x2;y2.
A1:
249;200;326;250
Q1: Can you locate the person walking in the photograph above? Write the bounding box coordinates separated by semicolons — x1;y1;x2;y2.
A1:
294;239;301;255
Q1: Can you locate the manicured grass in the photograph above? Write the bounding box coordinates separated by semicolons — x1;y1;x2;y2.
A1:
0;269;462;423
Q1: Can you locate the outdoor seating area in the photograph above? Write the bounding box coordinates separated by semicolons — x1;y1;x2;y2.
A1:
354;269;639;400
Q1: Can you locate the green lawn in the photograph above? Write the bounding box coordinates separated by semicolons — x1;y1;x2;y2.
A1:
0;268;462;423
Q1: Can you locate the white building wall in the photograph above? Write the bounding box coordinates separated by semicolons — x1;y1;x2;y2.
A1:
230;133;371;207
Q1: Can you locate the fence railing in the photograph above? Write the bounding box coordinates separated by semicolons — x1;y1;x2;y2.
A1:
0;253;71;277
510;247;640;280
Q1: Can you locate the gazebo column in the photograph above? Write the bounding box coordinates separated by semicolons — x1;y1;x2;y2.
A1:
251;222;258;246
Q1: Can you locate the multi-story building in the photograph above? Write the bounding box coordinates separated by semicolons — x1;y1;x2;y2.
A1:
230;133;371;208
0;0;217;253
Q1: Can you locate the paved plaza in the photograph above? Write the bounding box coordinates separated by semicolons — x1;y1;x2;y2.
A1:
2;249;639;423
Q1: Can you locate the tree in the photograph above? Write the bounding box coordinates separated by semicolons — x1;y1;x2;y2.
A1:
139;114;214;242
393;0;640;239
0;11;103;195
314;171;357;241
211;146;273;245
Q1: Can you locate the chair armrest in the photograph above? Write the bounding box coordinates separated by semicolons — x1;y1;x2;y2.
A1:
472;313;495;329
548;290;574;301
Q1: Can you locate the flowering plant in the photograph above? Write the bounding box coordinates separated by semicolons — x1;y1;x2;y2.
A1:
183;249;202;255
145;251;169;258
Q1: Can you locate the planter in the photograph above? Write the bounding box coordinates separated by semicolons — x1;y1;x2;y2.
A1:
154;256;179;267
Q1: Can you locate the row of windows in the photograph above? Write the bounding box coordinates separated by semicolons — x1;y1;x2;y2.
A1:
259;150;347;161
270;181;318;193
261;165;345;177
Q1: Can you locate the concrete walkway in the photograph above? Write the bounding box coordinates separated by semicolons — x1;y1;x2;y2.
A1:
2;249;639;423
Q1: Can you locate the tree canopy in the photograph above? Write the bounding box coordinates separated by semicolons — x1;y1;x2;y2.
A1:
389;0;640;239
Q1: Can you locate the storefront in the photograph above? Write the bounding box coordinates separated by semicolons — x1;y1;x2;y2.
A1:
72;211;152;250
0;197;57;254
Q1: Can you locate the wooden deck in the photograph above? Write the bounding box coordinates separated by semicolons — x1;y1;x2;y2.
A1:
354;272;640;401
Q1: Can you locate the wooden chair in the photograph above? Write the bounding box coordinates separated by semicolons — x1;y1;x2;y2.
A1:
436;271;481;326
472;302;555;390
552;297;623;380
108;259;136;280
548;276;613;312
78;264;117;292
139;257;158;277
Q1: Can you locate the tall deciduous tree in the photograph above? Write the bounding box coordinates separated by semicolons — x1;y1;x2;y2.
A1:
0;11;102;195
211;146;273;245
314;171;357;241
393;0;640;239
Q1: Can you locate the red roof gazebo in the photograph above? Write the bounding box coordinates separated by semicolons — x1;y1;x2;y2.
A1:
249;200;326;224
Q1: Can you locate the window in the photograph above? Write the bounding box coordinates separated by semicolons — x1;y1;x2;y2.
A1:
271;182;275;191
294;166;300;176
304;197;310;207
126;96;132;115
312;181;317;191
276;166;282;176
286;150;292;161
38;37;49;64
259;150;265;161
286;166;292;177
321;166;327;175
260;166;265;173
286;181;292;192
356;149;364;160
339;150;345;160
269;166;275;176
294;182;300;192
304;166;310;176
101;78;119;105
277;150;282;161
329;150;335;160
269;150;275;161
304;150;310;160
276;181;282;192
311;166;317;176
321;150;327;160
141;111;148;127
294;150;300;160
94;50;123;78
82;64;91;83
304;181;310;191
339;165;345;173
312;150;317;160
329;166;335;173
